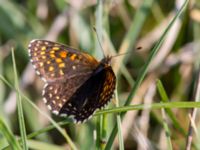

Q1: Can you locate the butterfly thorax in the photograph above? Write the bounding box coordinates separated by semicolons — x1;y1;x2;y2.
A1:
92;56;111;74
99;56;112;66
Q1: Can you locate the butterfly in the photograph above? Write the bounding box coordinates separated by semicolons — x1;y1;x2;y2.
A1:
28;39;116;123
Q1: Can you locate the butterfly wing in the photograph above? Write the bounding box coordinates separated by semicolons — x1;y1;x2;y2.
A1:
28;39;101;118
28;39;116;123
28;39;99;82
42;72;91;115
59;66;116;123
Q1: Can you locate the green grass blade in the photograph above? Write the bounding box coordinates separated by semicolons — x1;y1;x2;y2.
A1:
156;80;186;135
27;139;66;150
95;0;104;59
0;118;21;150
3;100;200;142
101;114;107;149
95;101;200;115
95;1;104;149
11;48;28;150
161;109;173;150
96;116;102;149
0;75;77;150
156;80;169;102
105;1;189;149
114;0;154;73
22;100;200;141
3;138;66;150
115;90;124;150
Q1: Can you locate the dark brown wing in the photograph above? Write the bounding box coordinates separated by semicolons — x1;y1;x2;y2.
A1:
28;39;99;82
28;39;101;119
59;66;116;123
28;39;116;123
42;73;91;115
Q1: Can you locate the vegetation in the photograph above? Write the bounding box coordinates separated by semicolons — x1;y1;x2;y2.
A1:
0;0;200;149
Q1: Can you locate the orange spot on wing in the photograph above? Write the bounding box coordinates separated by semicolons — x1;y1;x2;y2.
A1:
40;51;45;55
59;63;65;68
56;58;62;63
83;53;98;64
50;50;55;54
59;51;67;58
50;54;55;58
53;47;60;50
41;46;46;50
59;70;64;75
39;62;44;67
49;66;54;71
70;54;76;61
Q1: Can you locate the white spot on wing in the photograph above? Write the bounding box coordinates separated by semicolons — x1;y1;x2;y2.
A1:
77;121;81;124
44;83;48;89
88;115;93;120
49;93;52;98
42;89;45;95
60;113;67;117
33;65;36;69
30;39;37;43
52;110;59;115
36;70;40;75
43;97;47;103
54;89;58;94
47;105;52;110
58;103;62;108
41;77;47;82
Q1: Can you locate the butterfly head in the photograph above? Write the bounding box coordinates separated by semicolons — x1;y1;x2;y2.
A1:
100;56;112;67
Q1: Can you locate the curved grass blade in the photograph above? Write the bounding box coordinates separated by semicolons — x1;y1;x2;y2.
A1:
0;75;77;150
0;118;21;150
157;79;186;135
11;48;28;150
105;0;189;149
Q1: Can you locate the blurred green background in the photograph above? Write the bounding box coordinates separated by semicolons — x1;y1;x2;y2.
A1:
0;0;200;150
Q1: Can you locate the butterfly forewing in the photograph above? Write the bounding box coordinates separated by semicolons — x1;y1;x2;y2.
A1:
28;40;99;82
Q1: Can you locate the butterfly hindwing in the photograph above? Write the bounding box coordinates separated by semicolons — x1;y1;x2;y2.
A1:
59;65;116;123
42;72;92;115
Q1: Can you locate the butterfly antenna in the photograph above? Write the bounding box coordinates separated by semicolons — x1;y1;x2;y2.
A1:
93;27;106;57
112;46;142;58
